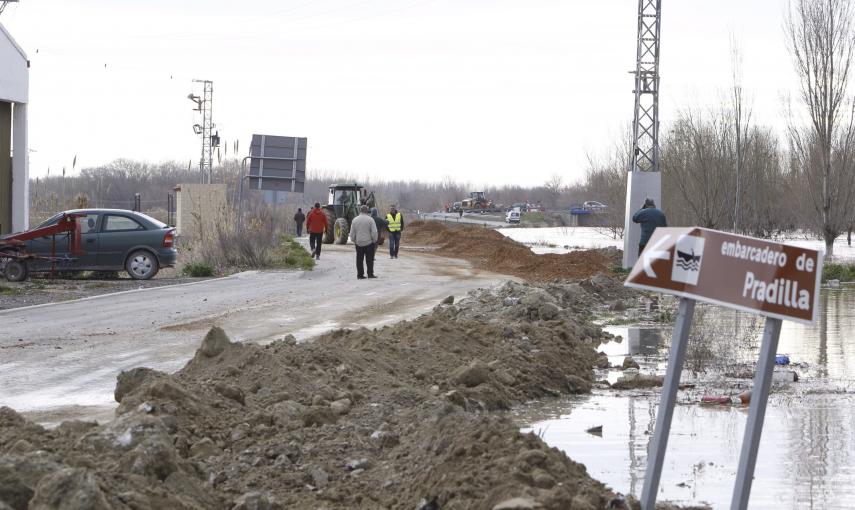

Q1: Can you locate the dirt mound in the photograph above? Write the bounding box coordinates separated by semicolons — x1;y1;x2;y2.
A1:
406;221;618;281
0;280;635;509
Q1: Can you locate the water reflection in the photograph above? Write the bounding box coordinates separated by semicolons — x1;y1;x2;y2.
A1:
521;287;855;508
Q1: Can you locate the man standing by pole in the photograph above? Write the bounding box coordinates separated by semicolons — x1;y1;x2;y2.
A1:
386;205;404;259
305;202;327;260
350;205;378;279
632;198;667;256
294;208;305;237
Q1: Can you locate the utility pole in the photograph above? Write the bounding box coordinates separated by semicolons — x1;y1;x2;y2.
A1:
187;79;217;183
623;0;663;268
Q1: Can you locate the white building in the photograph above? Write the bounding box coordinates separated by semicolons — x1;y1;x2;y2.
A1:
0;21;28;234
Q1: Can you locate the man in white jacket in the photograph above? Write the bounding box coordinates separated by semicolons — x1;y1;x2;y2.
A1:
349;205;379;279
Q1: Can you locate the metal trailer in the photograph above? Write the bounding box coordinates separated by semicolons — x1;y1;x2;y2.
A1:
0;213;84;282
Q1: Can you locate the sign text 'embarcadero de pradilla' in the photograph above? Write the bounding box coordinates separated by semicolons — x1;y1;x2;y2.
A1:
625;227;823;324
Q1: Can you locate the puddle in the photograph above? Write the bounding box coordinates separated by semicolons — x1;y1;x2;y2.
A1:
520;287;855;508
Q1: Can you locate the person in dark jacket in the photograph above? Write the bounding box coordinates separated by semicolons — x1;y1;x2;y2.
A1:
294;208;305;237
369;208;387;270
632;198;667;256
305;203;328;260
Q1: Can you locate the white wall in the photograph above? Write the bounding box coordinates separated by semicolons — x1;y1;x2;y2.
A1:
623;171;662;268
0;22;28;232
12;103;28;231
0;23;28;104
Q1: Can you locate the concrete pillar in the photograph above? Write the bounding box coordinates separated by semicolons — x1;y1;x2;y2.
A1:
12;101;27;232
622;171;661;268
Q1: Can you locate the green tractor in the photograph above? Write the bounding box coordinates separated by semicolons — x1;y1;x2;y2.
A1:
322;183;386;245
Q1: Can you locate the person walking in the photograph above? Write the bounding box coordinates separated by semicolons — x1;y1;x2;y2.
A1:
305;202;328;260
370;207;387;268
350;205;378;279
632;198;667;256
385;205;404;259
293;208;305;237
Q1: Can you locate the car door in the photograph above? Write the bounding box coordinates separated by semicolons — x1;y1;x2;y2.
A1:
98;214;146;269
26;213;100;271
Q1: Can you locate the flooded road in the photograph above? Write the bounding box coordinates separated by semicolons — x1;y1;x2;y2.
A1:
519;286;855;509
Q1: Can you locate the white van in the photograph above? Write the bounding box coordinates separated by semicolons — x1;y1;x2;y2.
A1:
506;208;521;224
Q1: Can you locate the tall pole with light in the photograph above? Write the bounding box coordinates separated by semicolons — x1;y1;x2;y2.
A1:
623;0;663;268
187;79;218;184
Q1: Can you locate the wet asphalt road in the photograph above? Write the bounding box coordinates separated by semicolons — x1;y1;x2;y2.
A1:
0;242;508;424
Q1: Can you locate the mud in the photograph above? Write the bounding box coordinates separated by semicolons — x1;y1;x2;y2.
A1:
0;275;640;509
405;221;621;282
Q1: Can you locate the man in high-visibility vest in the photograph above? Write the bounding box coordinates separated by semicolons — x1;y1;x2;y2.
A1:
385;205;404;259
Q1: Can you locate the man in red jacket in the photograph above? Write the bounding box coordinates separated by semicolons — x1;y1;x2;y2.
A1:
305;202;328;260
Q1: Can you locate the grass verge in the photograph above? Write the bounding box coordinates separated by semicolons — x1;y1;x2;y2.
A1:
270;236;316;271
181;261;215;277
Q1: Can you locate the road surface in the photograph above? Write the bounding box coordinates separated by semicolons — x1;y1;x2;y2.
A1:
0;242;510;425
417;212;507;228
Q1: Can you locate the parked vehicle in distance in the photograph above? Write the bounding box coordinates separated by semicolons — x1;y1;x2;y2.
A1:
509;202;529;213
582;200;608;210
506;208;521;224
24;209;177;279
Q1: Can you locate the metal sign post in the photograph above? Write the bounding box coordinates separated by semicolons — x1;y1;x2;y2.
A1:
640;297;695;509
624;227;823;510
730;317;782;510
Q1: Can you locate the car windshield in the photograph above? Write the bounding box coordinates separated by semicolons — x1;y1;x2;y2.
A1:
36;213;63;229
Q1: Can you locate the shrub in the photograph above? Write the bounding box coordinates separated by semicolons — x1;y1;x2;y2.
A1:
271;236;315;271
181;261;215;277
821;263;855;283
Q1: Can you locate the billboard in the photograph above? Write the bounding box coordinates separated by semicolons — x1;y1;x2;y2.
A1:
247;135;307;193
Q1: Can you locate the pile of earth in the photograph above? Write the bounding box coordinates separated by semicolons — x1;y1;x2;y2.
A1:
405;221;621;282
0;275;644;510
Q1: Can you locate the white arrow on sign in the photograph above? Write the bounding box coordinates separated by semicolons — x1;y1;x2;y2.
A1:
643;234;671;277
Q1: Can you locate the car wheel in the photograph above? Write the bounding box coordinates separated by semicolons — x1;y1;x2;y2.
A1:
4;260;28;282
125;250;159;280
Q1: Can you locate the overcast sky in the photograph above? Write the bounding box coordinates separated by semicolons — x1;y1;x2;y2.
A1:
2;0;794;186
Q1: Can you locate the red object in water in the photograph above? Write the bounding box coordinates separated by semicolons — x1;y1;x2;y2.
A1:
701;390;752;406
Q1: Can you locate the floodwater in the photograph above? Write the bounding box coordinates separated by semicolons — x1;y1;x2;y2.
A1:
518;287;855;509
500;226;855;262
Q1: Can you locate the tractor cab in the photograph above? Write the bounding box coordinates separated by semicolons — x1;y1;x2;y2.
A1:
327;184;369;223
322;183;380;245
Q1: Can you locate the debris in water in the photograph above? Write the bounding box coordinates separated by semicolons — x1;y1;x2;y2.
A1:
586;425;603;437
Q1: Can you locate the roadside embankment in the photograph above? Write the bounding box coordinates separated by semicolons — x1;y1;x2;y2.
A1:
406;220;621;282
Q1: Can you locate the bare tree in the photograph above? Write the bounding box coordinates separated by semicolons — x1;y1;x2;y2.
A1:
543;174;564;207
730;37;753;232
786;0;855;258
662;109;735;228
585;149;628;238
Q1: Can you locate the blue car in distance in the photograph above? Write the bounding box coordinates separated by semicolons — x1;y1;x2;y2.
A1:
25;209;177;280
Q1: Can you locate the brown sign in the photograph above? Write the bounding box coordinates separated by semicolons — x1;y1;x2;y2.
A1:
625;227;824;324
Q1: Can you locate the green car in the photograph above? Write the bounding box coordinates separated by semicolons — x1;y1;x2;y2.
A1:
25;209;177;280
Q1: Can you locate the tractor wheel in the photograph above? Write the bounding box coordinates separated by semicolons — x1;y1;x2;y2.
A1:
322;209;336;244
4;260;28;282
334;218;350;245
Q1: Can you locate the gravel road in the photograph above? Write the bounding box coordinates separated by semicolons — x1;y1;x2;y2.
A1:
0;242;509;425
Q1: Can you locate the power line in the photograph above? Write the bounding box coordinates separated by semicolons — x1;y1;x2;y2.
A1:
0;0;19;16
